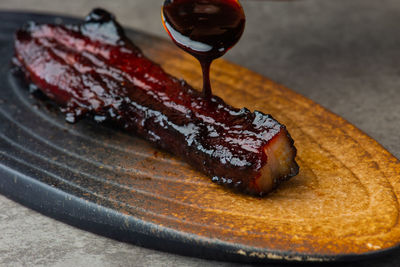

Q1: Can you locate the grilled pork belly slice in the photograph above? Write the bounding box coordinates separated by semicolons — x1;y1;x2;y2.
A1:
14;9;299;195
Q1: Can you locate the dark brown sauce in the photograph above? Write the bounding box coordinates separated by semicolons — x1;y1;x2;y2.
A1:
162;0;245;98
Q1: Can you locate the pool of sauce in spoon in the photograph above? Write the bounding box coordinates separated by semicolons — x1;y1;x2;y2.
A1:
162;0;245;98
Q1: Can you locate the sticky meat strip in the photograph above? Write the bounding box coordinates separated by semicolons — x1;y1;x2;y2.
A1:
14;9;299;195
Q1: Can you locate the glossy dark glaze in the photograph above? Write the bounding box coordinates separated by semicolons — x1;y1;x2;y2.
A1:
14;9;297;195
162;0;245;98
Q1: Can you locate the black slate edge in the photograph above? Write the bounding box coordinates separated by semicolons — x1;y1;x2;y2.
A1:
1;158;399;264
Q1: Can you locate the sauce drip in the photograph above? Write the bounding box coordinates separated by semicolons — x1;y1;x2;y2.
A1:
162;0;245;98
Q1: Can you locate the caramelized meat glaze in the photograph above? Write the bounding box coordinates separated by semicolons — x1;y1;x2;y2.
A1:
14;9;299;195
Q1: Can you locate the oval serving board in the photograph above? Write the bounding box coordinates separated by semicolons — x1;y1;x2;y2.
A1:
1;11;400;263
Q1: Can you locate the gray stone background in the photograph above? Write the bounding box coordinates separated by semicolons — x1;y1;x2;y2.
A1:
0;0;399;266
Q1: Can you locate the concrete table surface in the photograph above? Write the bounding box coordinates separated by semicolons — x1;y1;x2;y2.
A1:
0;0;399;266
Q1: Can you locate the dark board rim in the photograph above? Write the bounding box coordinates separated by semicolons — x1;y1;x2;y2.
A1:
3;159;400;264
1;10;399;263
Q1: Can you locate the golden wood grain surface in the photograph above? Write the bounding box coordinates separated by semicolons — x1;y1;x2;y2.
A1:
112;32;400;258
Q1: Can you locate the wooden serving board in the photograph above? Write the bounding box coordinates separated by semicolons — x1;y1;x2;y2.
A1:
1;12;400;262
